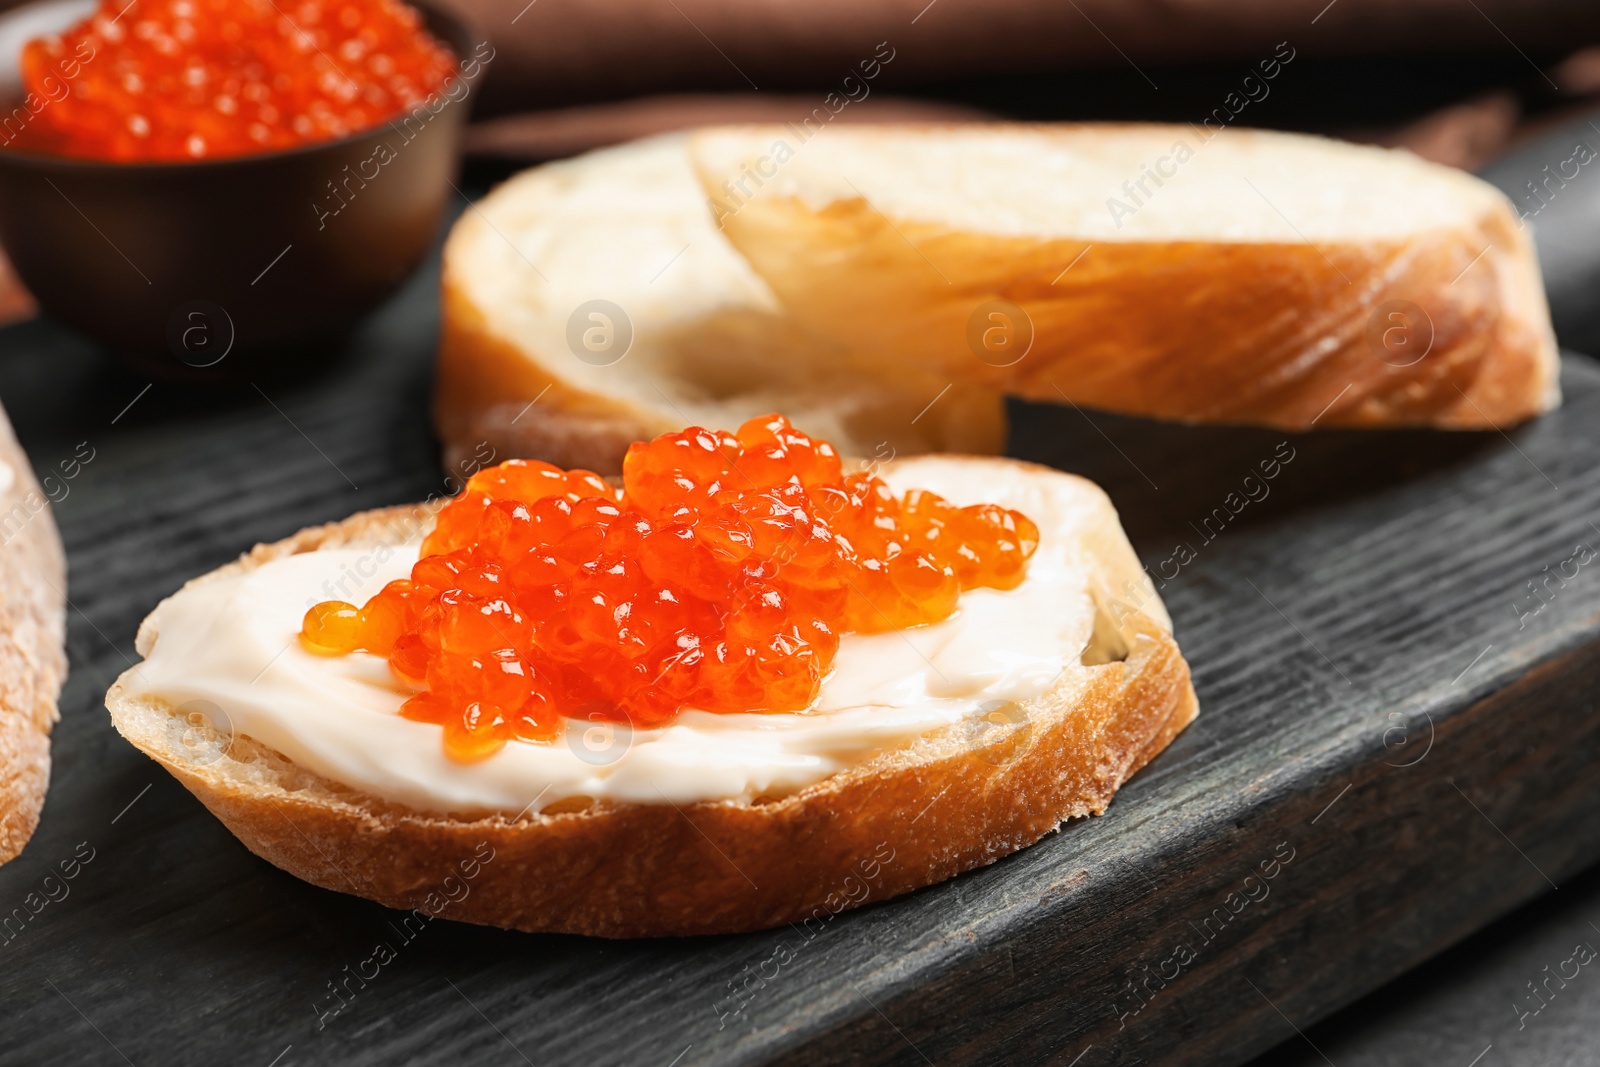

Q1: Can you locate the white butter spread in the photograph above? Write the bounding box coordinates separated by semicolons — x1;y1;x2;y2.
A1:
124;458;1130;814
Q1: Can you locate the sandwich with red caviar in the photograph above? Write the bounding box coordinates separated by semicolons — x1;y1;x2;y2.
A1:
106;416;1195;936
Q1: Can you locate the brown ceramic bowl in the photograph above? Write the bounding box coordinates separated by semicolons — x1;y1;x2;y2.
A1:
0;0;475;377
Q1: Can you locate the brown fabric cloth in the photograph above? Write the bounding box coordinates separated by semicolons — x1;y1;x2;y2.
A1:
462;93;990;159
436;0;1600;112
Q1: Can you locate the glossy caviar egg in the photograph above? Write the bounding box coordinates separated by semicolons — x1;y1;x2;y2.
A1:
12;0;455;161
301;415;1041;761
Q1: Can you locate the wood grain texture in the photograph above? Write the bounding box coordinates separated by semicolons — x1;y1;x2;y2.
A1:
0;240;1596;1066
1244;836;1600;1065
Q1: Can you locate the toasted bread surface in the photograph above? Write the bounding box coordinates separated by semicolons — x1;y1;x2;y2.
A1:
0;408;66;865
106;457;1196;936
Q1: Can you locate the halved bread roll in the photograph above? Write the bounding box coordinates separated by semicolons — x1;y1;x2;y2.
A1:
437;124;1558;477
104;455;1195;937
0;407;66;866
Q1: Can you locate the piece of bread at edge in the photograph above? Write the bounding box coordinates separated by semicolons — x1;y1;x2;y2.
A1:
691;123;1558;430
0;405;67;865
104;456;1196;937
436;133;1006;477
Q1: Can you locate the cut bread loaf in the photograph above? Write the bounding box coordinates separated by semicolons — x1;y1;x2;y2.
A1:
104;455;1196;937
0;406;66;865
437;124;1557;476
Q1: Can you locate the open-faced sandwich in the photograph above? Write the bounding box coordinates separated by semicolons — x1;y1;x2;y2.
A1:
106;416;1195;936
437;123;1558;475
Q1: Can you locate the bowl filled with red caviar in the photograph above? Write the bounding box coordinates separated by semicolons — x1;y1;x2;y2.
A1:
0;0;479;372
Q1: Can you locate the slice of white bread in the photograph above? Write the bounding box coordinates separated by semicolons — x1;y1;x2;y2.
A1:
692;123;1558;429
437;124;1558;476
437;134;1006;477
0;407;66;865
104;455;1196;937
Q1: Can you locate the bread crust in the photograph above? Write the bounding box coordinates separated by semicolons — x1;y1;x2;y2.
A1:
0;408;66;866
105;459;1196;936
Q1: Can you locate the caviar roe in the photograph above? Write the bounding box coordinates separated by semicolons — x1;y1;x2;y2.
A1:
11;0;455;161
301;415;1040;762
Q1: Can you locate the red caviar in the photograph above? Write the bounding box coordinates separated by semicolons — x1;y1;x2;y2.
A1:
11;0;455;161
301;416;1040;762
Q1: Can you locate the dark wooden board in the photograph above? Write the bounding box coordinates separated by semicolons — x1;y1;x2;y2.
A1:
0;233;1598;1067
1245;839;1600;1066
